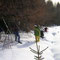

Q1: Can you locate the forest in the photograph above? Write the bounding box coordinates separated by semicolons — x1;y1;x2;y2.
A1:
0;0;60;32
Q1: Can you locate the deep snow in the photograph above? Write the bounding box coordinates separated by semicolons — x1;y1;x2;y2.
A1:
0;26;60;60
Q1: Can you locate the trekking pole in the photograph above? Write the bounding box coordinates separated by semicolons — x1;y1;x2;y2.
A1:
2;17;13;48
2;17;11;34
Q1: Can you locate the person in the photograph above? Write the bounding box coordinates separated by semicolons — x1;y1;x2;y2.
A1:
0;27;3;32
40;26;44;38
0;27;3;39
34;25;40;42
0;19;7;33
40;30;44;38
13;25;22;44
44;27;48;32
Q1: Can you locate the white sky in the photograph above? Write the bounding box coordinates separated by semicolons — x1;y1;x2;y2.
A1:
45;0;60;4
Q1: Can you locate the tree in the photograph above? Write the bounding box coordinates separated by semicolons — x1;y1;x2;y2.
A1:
30;41;48;60
45;0;56;25
0;0;53;31
55;3;60;25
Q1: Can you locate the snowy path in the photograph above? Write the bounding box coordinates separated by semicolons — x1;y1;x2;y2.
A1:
45;26;60;60
51;33;60;60
0;26;60;60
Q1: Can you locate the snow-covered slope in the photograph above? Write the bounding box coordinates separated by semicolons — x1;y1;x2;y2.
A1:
0;26;60;60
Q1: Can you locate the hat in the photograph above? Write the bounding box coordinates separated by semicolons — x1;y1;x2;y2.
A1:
34;25;37;27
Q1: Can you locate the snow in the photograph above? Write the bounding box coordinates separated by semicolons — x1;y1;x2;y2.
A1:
0;26;60;60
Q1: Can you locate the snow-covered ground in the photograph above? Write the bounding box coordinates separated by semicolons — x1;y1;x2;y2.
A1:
0;26;60;60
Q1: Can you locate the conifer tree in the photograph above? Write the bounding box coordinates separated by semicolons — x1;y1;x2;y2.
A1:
30;41;48;60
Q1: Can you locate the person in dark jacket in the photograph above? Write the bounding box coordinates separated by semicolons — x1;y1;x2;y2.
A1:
0;27;3;39
44;27;48;32
40;26;44;38
13;25;22;44
0;19;7;33
0;27;3;32
40;30;44;38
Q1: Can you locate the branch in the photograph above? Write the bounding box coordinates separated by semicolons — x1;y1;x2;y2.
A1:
29;47;38;54
40;47;48;54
